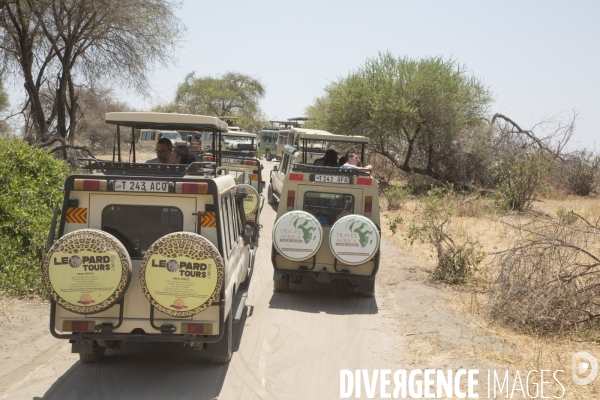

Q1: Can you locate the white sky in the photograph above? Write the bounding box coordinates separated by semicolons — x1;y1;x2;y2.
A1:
6;0;600;150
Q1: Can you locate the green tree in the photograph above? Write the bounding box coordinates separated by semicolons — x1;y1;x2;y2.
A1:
0;0;184;150
157;72;266;132
306;52;493;181
0;77;9;134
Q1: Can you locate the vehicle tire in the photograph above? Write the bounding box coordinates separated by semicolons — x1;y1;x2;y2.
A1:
267;184;278;205
209;309;233;365
357;279;376;297
265;150;272;161
79;341;106;363
273;275;290;292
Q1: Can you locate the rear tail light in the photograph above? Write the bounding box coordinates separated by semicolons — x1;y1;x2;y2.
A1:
244;160;256;166
287;190;295;210
289;173;304;181
63;320;94;332
203;156;214;161
364;196;373;217
181;323;213;335
73;179;107;191
356;177;372;186
176;182;208;194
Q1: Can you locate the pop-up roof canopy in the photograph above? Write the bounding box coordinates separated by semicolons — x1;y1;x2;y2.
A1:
286;127;369;144
223;131;258;139
105;112;229;132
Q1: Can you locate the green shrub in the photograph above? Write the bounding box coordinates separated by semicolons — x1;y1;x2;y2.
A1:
0;137;70;296
407;186;484;284
493;151;551;211
383;184;411;210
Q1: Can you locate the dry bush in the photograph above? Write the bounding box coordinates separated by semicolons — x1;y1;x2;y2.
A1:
455;196;488;218
365;152;402;187
488;212;600;334
561;150;600;196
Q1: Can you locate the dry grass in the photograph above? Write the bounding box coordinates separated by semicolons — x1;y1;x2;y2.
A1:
383;191;600;397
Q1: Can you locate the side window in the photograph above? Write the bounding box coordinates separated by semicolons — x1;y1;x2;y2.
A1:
229;196;239;239
280;154;289;173
150;131;156;140
222;196;232;254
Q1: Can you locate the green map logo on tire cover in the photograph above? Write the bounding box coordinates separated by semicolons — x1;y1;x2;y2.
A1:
273;211;323;261
329;214;380;265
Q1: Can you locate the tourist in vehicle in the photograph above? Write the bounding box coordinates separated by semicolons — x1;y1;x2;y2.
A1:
338;156;347;166
314;149;338;166
146;138;173;164
171;145;198;164
322;149;338;166
341;151;372;170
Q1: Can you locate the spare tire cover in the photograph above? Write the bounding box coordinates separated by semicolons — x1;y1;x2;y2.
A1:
239;184;260;217
273;210;323;261
42;229;132;315
140;232;224;318
329;214;380;265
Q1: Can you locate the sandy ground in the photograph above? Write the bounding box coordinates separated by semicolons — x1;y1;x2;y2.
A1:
0;161;571;400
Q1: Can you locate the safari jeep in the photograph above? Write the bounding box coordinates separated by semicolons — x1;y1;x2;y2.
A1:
267;128;334;205
269;129;380;296
200;148;265;244
43;112;255;364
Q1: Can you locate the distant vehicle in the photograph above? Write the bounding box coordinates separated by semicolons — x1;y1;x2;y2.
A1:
139;129;188;147
188;131;258;155
259;118;308;161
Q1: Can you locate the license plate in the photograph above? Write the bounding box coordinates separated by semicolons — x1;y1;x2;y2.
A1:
222;157;242;164
114;180;169;192
313;175;350;184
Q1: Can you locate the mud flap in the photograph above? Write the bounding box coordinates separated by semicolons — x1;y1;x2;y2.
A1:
71;339;93;354
357;279;375;296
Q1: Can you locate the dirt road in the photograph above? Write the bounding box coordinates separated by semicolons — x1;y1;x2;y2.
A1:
0;161;506;400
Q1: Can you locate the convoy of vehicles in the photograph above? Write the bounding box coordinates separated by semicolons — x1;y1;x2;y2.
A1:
42;112;380;366
44;112;256;364
259;118;308;161
268;128;380;297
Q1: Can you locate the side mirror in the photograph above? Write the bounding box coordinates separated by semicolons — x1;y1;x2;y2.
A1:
261;164;264;170
260;181;265;191
273;165;278;172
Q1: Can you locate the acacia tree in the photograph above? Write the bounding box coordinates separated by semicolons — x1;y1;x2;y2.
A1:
0;0;184;151
158;71;266;132
306;53;493;180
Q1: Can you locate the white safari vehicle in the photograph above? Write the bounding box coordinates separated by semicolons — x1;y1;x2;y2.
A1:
200;148;265;245
269;129;380;296
43;112;255;364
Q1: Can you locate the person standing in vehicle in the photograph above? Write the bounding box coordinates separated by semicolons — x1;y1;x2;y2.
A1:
146;138;173;164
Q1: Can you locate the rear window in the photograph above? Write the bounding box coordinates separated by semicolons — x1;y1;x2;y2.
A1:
303;192;354;226
102;205;183;258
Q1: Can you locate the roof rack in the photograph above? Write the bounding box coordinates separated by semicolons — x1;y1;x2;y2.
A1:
80;159;218;177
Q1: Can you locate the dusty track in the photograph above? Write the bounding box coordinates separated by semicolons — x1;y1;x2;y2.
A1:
0;161;506;400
